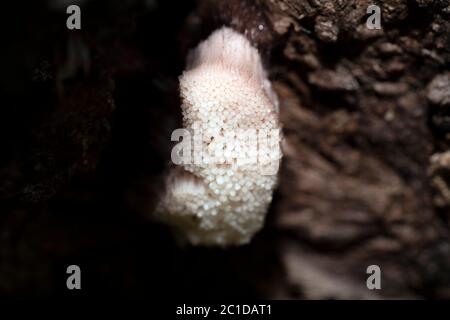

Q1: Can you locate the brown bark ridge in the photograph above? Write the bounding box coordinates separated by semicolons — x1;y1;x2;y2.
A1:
258;0;450;298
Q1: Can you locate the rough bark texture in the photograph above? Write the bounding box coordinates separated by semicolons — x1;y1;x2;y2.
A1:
1;0;450;299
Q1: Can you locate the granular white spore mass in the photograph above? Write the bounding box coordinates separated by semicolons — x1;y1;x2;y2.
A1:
155;27;282;247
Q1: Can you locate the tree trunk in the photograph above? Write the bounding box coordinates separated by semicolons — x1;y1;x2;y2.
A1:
1;0;450;299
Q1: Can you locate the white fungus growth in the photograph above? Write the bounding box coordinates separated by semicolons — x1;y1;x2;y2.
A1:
155;27;282;247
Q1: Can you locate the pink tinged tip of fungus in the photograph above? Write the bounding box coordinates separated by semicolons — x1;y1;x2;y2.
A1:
154;27;282;247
